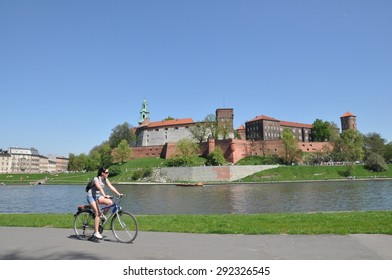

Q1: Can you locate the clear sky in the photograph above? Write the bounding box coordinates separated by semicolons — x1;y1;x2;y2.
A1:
1;0;391;157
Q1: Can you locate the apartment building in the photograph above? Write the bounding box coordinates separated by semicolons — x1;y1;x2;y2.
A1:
0;147;68;173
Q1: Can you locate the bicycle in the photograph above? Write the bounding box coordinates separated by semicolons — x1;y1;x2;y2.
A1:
73;195;138;243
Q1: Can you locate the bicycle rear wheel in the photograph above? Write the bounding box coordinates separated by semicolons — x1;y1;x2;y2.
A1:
73;210;95;240
111;211;138;243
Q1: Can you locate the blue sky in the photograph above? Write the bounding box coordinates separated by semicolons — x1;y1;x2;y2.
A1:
1;0;391;156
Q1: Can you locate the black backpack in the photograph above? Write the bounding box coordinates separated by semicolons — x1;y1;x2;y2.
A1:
85;178;95;192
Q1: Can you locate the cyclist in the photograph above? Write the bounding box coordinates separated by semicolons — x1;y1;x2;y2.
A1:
87;167;122;239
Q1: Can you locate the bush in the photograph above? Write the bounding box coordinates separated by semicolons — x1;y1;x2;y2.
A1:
205;147;226;166
108;165;121;177
131;167;153;180
365;153;388;172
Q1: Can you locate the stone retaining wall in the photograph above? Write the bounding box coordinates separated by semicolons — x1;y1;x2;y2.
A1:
158;165;279;182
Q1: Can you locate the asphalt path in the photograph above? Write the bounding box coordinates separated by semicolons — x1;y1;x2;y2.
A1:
1;227;392;260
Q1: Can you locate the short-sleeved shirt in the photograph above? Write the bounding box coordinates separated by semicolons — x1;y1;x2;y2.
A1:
87;176;109;201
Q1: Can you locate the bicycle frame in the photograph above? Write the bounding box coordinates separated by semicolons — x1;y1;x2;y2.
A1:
98;197;122;229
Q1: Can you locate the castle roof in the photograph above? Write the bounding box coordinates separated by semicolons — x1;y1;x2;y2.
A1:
280;121;313;129
142;118;195;128
249;115;279;122
341;111;356;117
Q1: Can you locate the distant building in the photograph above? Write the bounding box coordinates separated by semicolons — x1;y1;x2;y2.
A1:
245;115;312;142
0;150;11;173
136;118;196;146
135;101;236;147
0;147;68;173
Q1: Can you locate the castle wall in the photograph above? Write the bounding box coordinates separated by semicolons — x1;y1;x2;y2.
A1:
131;139;334;164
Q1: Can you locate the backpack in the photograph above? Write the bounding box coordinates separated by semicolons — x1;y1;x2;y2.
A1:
85;178;96;192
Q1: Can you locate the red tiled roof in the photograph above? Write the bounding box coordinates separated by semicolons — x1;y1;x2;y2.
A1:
144;118;194;128
237;125;245;130
341;111;356;117
249;115;279;122
280;121;313;129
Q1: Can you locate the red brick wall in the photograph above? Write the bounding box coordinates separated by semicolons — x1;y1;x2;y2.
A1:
131;140;334;164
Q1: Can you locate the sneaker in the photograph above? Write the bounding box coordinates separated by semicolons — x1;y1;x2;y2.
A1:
93;232;103;239
100;215;107;223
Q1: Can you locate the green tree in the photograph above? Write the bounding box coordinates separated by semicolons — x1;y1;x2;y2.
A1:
384;142;392;163
112;139;132;163
365;152;388;172
363;132;386;159
68;153;88;171
165;138;200;167
86;150;101;171
281;128;302;164
333;129;364;162
205;147;226;166
311;119;339;142
108;122;136;148
89;142;113;168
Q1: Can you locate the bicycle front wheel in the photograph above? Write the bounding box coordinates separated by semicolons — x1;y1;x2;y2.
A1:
73;210;95;240
111;211;138;243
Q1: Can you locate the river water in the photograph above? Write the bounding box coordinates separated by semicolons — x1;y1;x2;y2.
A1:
1;180;392;214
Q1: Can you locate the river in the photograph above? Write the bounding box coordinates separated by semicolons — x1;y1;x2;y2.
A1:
1;180;392;214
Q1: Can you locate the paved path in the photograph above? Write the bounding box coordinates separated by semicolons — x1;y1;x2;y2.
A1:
1;227;392;260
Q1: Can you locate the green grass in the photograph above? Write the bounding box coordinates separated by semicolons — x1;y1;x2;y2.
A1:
1;211;391;235
0;157;165;185
1;159;392;185
241;164;392;182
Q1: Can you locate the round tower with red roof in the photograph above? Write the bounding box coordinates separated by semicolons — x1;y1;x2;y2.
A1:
340;112;357;132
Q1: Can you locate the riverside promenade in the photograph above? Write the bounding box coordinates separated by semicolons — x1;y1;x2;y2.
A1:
1;227;392;260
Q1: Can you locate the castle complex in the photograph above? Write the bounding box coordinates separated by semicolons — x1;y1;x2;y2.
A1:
132;99;357;163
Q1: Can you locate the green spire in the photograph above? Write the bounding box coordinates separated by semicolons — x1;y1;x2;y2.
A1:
138;99;150;125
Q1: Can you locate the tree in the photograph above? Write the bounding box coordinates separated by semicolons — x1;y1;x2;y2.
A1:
281;128;302;164
217;119;232;140
205;147;226;166
89;142;113;168
204;114;218;140
68;153;88;171
365;152;388;172
189;121;210;143
189;114;217;143
363;132;386;159
165;138;200;167
384;142;392;163
112;139;132;163
108;122;136;148
333;129;364;162
311;119;339;142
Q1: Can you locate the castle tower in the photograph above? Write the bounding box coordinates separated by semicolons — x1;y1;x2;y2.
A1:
138;99;150;125
216;108;234;139
340;112;357;132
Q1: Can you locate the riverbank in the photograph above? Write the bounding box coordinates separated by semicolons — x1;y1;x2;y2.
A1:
1;211;392;235
1;163;392;185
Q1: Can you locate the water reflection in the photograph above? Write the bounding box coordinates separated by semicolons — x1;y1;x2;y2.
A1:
0;180;391;214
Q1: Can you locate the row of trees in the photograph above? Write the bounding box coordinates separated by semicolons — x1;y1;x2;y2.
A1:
68;123;135;171
285;118;392;172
